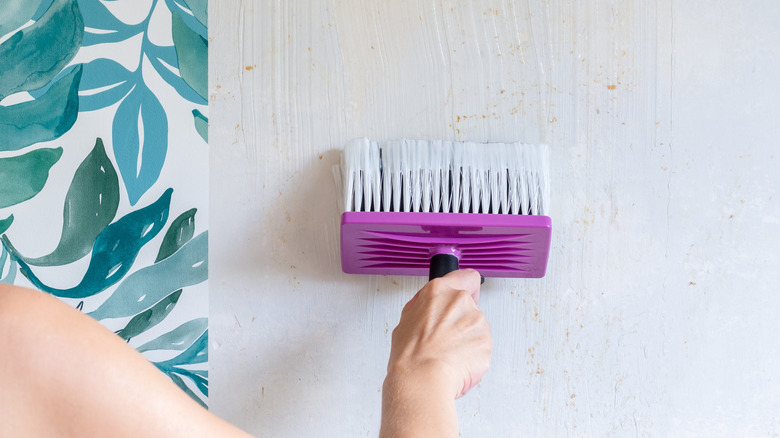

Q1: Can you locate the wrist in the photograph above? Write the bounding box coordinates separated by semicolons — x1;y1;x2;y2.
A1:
384;359;456;399
380;361;458;438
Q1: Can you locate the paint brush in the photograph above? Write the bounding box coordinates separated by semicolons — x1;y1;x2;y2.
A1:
339;138;551;280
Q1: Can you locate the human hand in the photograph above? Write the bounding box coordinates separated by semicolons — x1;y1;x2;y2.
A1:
386;269;492;399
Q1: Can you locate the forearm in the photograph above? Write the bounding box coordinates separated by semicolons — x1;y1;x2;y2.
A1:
379;365;457;438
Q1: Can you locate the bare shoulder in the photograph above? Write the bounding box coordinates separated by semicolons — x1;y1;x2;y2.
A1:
0;284;74;333
0;283;50;305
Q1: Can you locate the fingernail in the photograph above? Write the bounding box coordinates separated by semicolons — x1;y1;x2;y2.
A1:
480;274;485;285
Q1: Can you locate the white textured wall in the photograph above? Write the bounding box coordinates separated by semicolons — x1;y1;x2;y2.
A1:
210;1;780;436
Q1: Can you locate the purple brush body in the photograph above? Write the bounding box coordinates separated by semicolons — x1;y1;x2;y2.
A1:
340;139;551;280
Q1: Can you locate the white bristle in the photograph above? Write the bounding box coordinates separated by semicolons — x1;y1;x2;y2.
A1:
342;138;550;216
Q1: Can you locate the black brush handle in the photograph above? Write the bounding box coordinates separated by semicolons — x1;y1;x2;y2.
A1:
428;254;486;284
429;254;460;281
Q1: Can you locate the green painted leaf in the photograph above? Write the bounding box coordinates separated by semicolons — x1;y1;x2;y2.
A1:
193;109;207;142
22;138;119;266
0;0;41;38
168;372;207;408
0;260;17;284
0;0;84;99
0;215;13;235
182;0;207;27
0;243;18;284
0;65;81;152
155;330;208;368
88;231;207;320
171;10;207;100
156;208;196;262
170;367;208;394
0;147;62;208
181;0;209;27
137;318;207;353
5;189;172;298
117;289;182;341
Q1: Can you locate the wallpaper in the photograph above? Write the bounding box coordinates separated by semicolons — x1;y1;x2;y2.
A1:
0;0;209;406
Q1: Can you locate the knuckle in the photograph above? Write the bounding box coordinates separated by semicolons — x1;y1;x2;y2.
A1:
462;268;480;279
454;288;471;300
429;277;446;288
459;268;476;275
461;268;481;284
424;278;447;296
456;289;477;306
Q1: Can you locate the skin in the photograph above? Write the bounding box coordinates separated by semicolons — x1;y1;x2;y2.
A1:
0;270;492;437
0;284;251;438
379;269;492;438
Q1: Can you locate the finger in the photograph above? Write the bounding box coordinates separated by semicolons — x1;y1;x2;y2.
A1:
441;269;482;304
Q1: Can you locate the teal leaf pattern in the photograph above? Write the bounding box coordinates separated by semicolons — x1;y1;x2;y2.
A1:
169;371;207;408
0;66;81;151
78;1;138;45
89;231;207;320
0;148;62;208
155;330;210;407
0;244;18;285
21;138;119;266
0;0;41;38
76;0;206;205
193;109;208;143
0;0;209;406
77;58;133;111
117;290;183;341
171;9;208;101
0;0;83;99
112;209;199;341
155;330;208;368
0;216;14;235
157;208;197;262
181;0;207;27
5;189;172;298
165;0;206;39
138;318;208;353
112;85;169;205
152;327;210;408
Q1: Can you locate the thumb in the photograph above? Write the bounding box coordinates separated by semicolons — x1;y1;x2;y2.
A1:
441;269;482;304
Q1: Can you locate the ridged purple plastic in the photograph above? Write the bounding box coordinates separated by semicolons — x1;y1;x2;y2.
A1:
341;212;552;278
